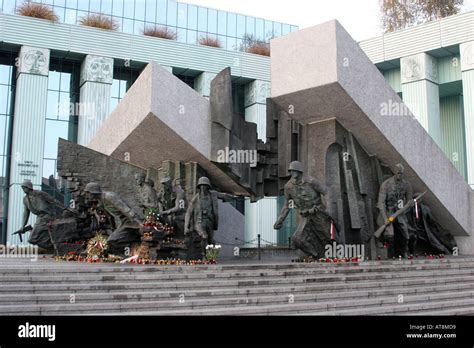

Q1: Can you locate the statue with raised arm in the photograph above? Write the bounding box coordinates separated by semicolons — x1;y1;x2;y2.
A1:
273;161;335;258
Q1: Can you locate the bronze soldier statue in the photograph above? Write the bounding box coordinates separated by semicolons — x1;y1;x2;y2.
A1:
184;177;235;249
157;177;187;239
377;163;414;258
273;161;334;258
83;182;143;255
20;180;65;249
134;172;158;213
185;177;219;248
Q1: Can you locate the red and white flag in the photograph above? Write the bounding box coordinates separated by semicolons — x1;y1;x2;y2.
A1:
330;222;335;240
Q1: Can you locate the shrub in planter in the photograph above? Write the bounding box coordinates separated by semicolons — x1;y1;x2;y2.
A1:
143;25;177;40
239;34;271;56
198;36;222;48
79;13;119;31
16;1;59;22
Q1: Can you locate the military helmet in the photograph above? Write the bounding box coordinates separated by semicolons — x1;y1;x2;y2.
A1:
160;176;171;183
288;161;304;173
197;176;211;188
394;163;405;173
21;180;33;190
83;182;102;194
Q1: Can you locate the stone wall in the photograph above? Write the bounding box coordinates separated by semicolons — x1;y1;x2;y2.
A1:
57;138;145;214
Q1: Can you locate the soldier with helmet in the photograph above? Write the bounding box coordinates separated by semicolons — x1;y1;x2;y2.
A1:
184;177;235;249
134;172;158;213
273;161;335;258
377;163;414;258
156;177;187;239
20;180;65;249
83;182;143;255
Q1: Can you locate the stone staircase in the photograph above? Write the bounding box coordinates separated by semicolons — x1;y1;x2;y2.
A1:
1;257;474;315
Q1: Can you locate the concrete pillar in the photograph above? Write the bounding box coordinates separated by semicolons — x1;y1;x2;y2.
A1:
77;55;114;146
194;71;216;98
7;46;50;244
401;53;441;145
243;80;277;246
244;80;271;140
460;41;474;189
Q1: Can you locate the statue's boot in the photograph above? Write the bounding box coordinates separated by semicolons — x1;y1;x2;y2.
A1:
408;238;417;256
401;241;409;259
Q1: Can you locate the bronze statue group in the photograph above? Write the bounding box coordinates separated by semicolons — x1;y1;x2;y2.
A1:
17;161;456;261
17;175;231;259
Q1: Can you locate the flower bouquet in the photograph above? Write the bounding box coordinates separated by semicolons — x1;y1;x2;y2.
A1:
141;208;174;241
205;244;221;263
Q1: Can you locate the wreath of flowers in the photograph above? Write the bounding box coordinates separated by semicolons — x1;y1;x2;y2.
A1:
86;233;109;259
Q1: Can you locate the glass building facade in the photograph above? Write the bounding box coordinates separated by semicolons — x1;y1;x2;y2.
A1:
0;54;15;233
0;0;299;244
0;0;298;50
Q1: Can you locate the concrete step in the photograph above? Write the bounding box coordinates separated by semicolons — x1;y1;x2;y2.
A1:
4;287;474;316
2;278;473;305
1;272;474;296
4;264;474;284
116;293;474;316
3;260;474;281
1;279;473;313
1;258;473;315
2;262;474;283
1;257;472;274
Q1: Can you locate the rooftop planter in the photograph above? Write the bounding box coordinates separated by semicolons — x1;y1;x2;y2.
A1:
16;0;58;22
143;25;177;40
79;13;119;31
198;36;222;48
239;34;270;56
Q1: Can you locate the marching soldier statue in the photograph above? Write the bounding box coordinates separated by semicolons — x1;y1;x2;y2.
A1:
134;172;158;213
156;177;187;239
376;163;414;258
19;180;65;249
273;161;335;258
184;177;235;250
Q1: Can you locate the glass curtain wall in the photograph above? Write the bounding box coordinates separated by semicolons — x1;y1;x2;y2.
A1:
1;0;298;50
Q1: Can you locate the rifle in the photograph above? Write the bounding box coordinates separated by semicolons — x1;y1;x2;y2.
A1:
12;225;33;243
374;191;427;239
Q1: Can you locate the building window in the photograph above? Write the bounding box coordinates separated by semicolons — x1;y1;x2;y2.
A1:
109;65;141;113
0;53;15;229
110;79;127;112
0;0;298;54
41;59;80;203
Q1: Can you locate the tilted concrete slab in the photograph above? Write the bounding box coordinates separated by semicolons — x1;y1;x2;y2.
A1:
270;20;473;246
88;62;249;196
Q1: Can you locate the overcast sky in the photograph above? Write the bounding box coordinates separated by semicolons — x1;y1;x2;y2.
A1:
180;0;474;41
